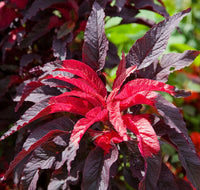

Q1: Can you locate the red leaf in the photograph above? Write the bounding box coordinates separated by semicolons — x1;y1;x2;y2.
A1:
0;97;90;141
10;0;28;9
119;92;156;111
113;52;137;89
60;59;107;97
107;89;129;141
91;130;123;154
45;75;106;106
115;78;176;100
50;90;103;107
2;129;68;181
0;2;17;30
55;107;108;172
123;114;160;157
15;81;44;112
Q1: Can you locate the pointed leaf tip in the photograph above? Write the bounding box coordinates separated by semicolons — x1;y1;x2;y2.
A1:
126;8;191;69
82;1;108;71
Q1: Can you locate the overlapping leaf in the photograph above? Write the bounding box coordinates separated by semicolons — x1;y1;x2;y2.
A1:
126;8;191;69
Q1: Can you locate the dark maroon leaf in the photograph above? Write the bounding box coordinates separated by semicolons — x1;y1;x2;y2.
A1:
20;18;50;48
126;8;191;69
157;50;200;82
154;121;200;190
123;167;139;189
23;0;66;22
115;0;126;11
82;1;108;71
175;178;194;190
157;163;179;190
20;141;61;190
19;53;42;75
139;151;162;190
155;94;193;145
105;4;139;24
105;42;120;68
2;116;73;181
52;34;73;60
82;146;118;190
135;0;169;17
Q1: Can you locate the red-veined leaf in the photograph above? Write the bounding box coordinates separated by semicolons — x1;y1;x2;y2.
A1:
115;78;177;100
123;114;160;157
107;89;129;141
2;130;69;181
82;2;108;72
55;107;108;172
45;75;106;105
2;116;73;182
15;81;44;112
57;59;107;97
50;90;103;107
0;97;90;141
113;52;137;89
119;91;156;111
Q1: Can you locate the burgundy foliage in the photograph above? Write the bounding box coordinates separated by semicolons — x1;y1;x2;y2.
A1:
0;0;200;190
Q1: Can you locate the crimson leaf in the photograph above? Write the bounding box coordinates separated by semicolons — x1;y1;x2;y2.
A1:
82;1;108;71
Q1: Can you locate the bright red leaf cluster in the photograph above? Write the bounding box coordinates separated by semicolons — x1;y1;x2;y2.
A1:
0;1;200;190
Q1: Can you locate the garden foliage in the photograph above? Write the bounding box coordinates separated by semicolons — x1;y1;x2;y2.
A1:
0;0;200;190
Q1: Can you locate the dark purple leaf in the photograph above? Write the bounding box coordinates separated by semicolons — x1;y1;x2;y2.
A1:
2;117;73;181
0;95;89;141
20;18;50;48
157;163;179;190
123;167;139;189
157;50;200;82
20;141;62;190
155;94;193;145
154;121;200;190
125;17;155;27
126;8;191;69
105;42;120;68
115;0;126;11
82;146;118;190
23;0;66;22
19;53;42;75
139;151;162;190
135;0;169;17
82;2;108;71
52;34;73;60
105;4;139;24
175;178;193;190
